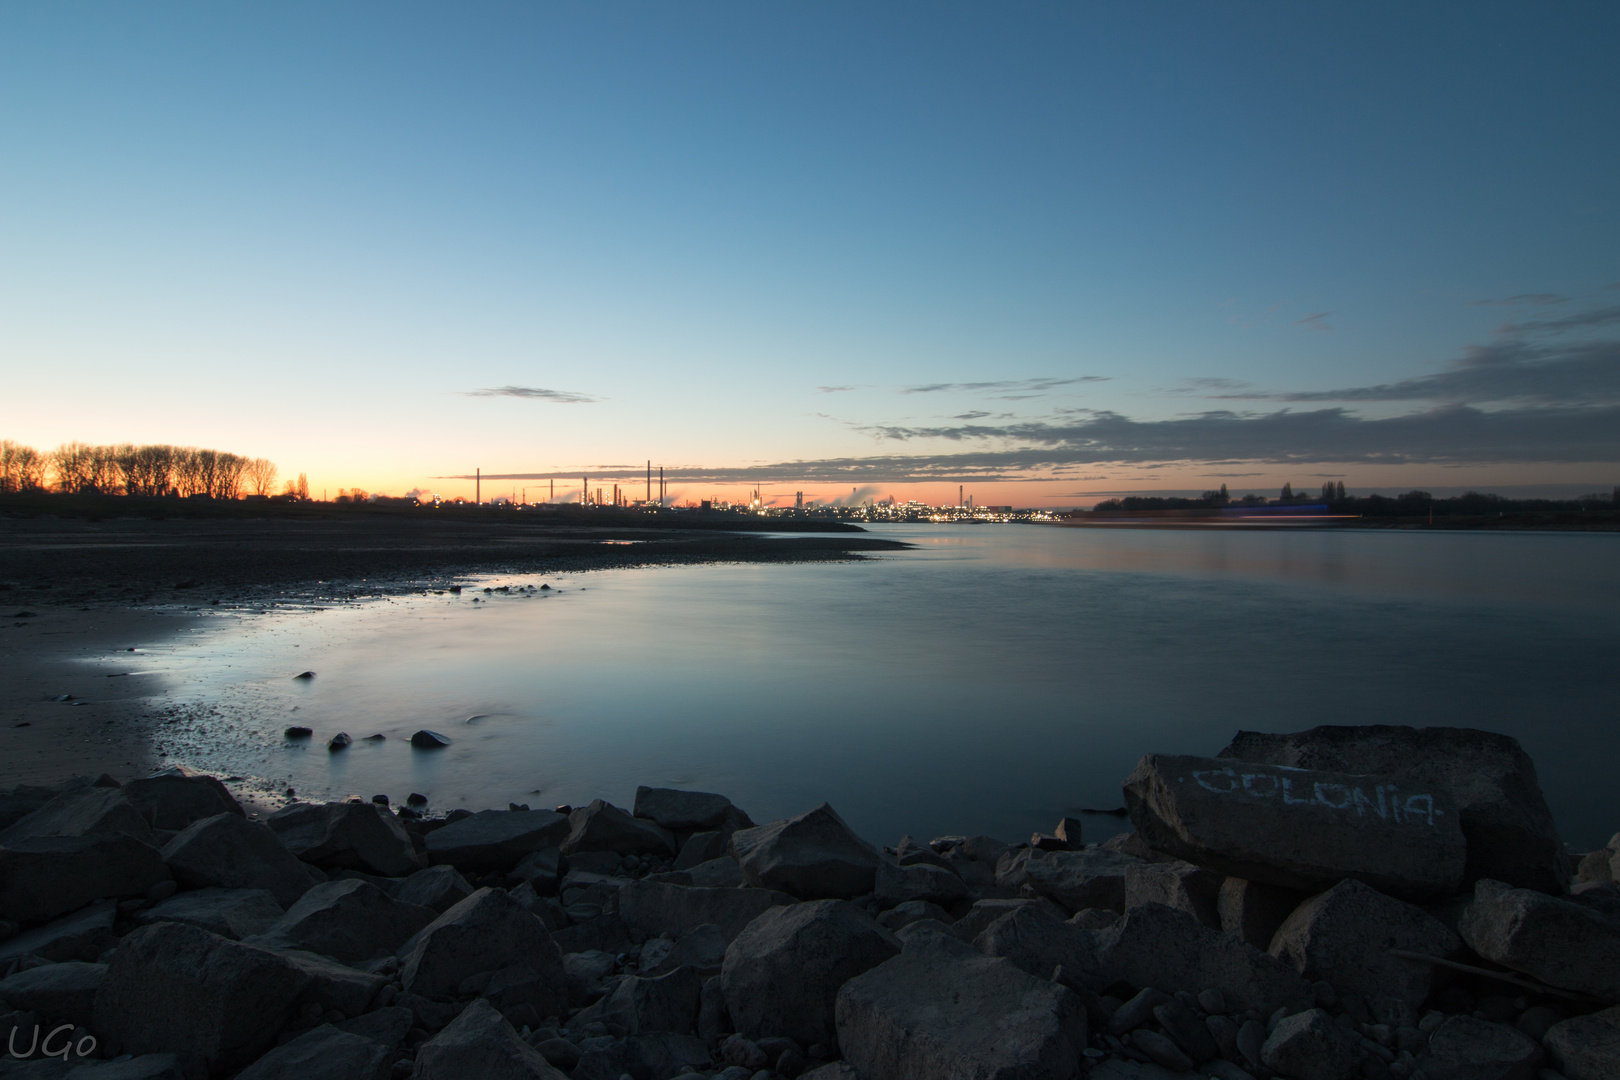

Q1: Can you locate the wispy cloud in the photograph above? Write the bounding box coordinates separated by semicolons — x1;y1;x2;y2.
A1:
1295;312;1334;332
464;386;600;403
816;385;855;393
1470;293;1568;308
900;376;1107;397
1496;303;1620;337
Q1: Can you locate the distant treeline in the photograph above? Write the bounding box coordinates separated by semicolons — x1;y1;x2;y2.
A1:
1092;482;1620;515
0;440;300;500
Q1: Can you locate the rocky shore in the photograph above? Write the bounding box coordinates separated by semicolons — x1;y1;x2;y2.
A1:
1;724;1617;1080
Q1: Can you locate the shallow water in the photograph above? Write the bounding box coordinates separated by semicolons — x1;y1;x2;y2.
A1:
121;524;1620;850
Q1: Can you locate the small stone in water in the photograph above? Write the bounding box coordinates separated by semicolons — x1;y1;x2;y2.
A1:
285;726;313;738
411;729;451;749
328;732;352;751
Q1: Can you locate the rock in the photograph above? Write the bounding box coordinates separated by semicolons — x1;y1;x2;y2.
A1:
799;1066;859;1080
872;859;967;908
1088;1063;1184;1080
335;1005;416;1048
533;1038;581;1071
483;960;573;1029
552;912;631;955
122;767;244;831
1218;877;1309;951
1021;848;1143;913
413;998;567;1080
1124;860;1222;929
835;928;1086;1080
275;948;388;1016
0;960;105;1027
633;787;750;833
397;887;565;1012
245;878;437;962
1260;1008;1363;1080
571;1033;712;1080
1418;1015;1543;1080
513;848;564;894
723;900;900;1047
1153;997;1219;1063
231;1023;391;1080
601;966;703;1035
893;835;954;871
948;898;1048;942
617;880;794;944
0;783;60;832
328;733;351;750
1221;725;1567;893
265;801;419;877
680;857;744;889
134;887;284;940
0;833;169;923
424;810;572;873
1124;752;1468;899
1132;1028;1194;1071
877;900;950;932
675;831;729;870
0;900;117;964
1094;903;1310;1014
729;804;880;900
1100;830;1177;863
1269;878;1460;1005
160;813;312;908
410;730;452;749
0;785;155;845
972;902;1102;988
1544;1005;1620;1080
1458;879;1620;999
645;923;728;977
562;800;676;857
391;864;475;913
93;922;313;1079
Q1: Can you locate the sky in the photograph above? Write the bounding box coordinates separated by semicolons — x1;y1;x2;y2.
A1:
2;2;1617;508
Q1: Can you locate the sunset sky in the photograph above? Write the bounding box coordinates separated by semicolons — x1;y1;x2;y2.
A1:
3;3;1617;507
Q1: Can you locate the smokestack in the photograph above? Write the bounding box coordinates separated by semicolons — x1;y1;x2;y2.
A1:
647;460;651;505
476;468;480;506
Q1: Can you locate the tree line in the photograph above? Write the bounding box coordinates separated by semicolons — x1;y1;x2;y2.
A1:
0;440;298;500
1092;482;1619;514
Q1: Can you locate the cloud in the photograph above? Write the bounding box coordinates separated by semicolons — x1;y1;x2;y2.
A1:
464;386;600;403
899;377;1107;397
1470;293;1568;308
817;386;855;393
1295;312;1334;332
1496;303;1620;337
951;411;992;420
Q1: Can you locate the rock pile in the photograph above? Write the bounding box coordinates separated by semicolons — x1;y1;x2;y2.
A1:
1;730;1617;1080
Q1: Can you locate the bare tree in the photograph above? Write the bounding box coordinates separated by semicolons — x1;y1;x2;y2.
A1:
245;457;278;496
296;473;309;500
121;444;176;496
172;448;205;497
1;440;46;493
214;453;248;499
86;445;121;493
51;442;94;493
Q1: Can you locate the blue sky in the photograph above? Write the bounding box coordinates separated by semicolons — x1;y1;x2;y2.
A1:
2;2;1616;504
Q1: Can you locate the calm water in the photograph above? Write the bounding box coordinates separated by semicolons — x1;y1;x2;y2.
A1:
124;525;1620;851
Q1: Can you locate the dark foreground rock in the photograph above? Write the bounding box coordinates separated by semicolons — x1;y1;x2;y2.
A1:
231;1023;391;1080
729;804;880;900
424;809;571;873
265;800;419;877
414;998;567;1080
0;833;169;923
1458;878;1620;999
1095;903;1310;1013
1544;1005;1620;1080
160;813;313;908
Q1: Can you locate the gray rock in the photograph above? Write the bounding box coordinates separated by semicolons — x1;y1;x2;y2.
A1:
160;813;312;908
0;833;169;924
617;880;794;944
265;801;419;877
601;966;702;1035
483;960;573;1030
1021;848;1143;913
397;887;564;1011
335;1005;415;1049
134;887;284;940
834;928;1086;1080
231;1024;390;1080
877;900;950;931
512;848;564;895
571;1033;712;1080
1218;877;1309;951
1418;1015;1542;1080
0;900;117;964
245;878;437;962
1086;1063;1184;1080
0;786;154;846
893;835;954;871
729;804;880;900
949;898;1047;942
1124;860;1221;929
1460;878;1620;999
1124;752;1468;899
0;961;105;1027
723;900;899;1048
972;902;1102;988
1543;1005;1620;1080
1260;1008;1363;1080
633;788;749;833
645;923;728;977
1108;987;1170;1034
92;922;313;1079
562;801;676;858
679;857;744;889
532;1038;580;1071
1220;725;1567;893
1153;997;1219;1062
121;768;243;831
872;860;966;908
390;864;475;913
276;949;388;1016
424;810;572;873
1132;1028;1193;1071
1094;903;1310;1014
551;912;631;955
674;831;728;870
63;1054;185;1079
1269;878;1461;1005
698;974;728;1041
413;998;567;1080
1069;908;1117;930
0;783;59;832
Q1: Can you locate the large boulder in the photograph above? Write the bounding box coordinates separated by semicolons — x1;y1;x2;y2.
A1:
93;922;312;1079
633;787;751;833
562;800;676;857
1095;903;1310;1013
0;784;155;845
1457;878;1620;999
1123;860;1221;929
1544;1005;1620;1080
245;878;437;962
391;864;475;913
397;887;565;1010
645;923;728;977
160;813;313;908
1259;1008;1362;1080
835;927;1087;1080
122;767;244;831
231;1023;391;1080
134;887;285;940
723;900;899;1047
1021;848;1142;913
424;810;571;873
277;948;387;1016
973;902;1102;987
729;804;881;900
1268;878;1461;1005
600;966;703;1035
0;833;169;923
1418;1015;1542;1080
1217;877;1309;950
1221;725;1566;893
0;899;118;964
413;998;569;1080
0;960;106;1027
569;1033;712;1080
873;859;967;908
265;801;419;877
1123;753;1467;899
617;880;794;943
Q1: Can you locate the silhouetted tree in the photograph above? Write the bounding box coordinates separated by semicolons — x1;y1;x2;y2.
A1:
245;457;278;496
1;441;46;493
1279;482;1294;502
